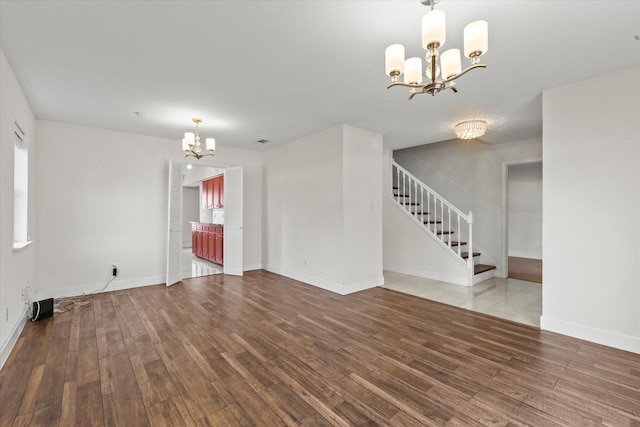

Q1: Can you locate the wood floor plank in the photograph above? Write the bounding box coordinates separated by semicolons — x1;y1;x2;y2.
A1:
2;269;639;426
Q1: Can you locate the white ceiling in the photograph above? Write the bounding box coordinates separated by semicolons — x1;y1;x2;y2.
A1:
1;1;639;151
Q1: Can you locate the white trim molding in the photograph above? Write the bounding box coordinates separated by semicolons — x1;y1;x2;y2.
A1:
540;315;640;354
383;263;468;286
0;308;28;370
263;264;383;295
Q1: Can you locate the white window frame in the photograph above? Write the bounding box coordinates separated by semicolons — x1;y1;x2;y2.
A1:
13;122;31;250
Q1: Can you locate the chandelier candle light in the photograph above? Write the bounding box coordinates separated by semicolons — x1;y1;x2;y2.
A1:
182;118;215;159
385;0;488;99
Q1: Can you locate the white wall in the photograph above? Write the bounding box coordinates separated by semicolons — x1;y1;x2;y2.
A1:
508;163;542;259
263;124;383;294
0;49;37;367
399;138;542;207
343;126;384;285
542;65;640;354
35;120;263;298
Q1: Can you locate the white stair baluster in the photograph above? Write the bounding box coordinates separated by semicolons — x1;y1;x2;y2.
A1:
447;206;451;248
420;186;424;222
395;165;399;201
412;180;420;219
440;201;444;242
468;211;474;270
457;214;461;256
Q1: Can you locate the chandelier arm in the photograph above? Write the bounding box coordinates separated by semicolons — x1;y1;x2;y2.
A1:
443;63;487;85
387;81;428;90
408;90;423;100
185;150;214;160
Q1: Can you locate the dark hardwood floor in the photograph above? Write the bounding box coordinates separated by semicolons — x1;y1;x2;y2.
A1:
508;256;542;283
1;270;638;426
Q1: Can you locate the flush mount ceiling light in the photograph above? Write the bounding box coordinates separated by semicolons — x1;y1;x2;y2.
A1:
454;119;487;139
385;0;488;100
182;118;215;160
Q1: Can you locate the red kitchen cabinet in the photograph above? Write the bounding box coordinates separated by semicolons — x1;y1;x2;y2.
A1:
191;223;223;265
202;179;214;209
207;226;216;263
213;175;224;208
214;226;224;265
202;175;223;209
192;224;198;255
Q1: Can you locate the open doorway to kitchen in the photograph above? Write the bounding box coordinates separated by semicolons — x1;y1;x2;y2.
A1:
166;160;243;286
182;163;225;279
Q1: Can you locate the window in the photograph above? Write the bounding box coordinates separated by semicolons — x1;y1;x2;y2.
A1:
13;122;30;250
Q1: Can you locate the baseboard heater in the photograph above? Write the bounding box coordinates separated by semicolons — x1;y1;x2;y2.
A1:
32;298;54;321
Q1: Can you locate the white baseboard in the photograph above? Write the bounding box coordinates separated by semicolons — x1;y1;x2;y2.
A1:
540;315;640;354
383;263;468;286
509;251;543;260
243;263;263;272
263;264;382;295
472;267;496;285
36;275;166;300
0;308;28;370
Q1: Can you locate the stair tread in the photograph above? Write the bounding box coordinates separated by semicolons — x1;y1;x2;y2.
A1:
436;230;454;235
461;252;481;259
474;264;496;275
423;220;442;224
448;241;467;247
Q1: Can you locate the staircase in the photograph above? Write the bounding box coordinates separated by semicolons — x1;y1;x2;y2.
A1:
391;160;496;285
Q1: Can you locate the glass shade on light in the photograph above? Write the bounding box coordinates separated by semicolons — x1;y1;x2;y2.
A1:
440;49;461;79
455;120;487;140
464;20;488;58
422;10;446;49
206;138;215;151
385;44;405;76
404;57;422;84
184;132;195;146
182;138;189;151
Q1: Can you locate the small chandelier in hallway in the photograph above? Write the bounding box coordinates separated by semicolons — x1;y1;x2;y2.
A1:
455;119;487;139
182;118;215;160
384;0;488;100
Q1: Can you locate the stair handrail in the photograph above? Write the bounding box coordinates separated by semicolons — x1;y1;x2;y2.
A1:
391;160;474;282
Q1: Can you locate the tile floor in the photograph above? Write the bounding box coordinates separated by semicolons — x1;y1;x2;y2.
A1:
179;252;542;327
382;270;542;327
181;248;223;279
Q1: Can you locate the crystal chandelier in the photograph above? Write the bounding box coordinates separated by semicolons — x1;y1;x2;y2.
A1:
182;118;215;160
385;0;488;100
455;120;487;139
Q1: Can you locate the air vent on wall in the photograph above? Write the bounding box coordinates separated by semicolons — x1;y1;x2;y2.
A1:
256;139;269;144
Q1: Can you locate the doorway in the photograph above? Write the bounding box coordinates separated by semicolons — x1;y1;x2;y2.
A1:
166;160;244;287
502;159;543;283
182;165;225;279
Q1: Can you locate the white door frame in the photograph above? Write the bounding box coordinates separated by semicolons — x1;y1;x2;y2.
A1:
501;157;543;278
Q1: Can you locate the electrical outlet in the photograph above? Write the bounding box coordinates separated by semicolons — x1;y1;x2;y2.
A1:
22;286;32;303
112;263;118;277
